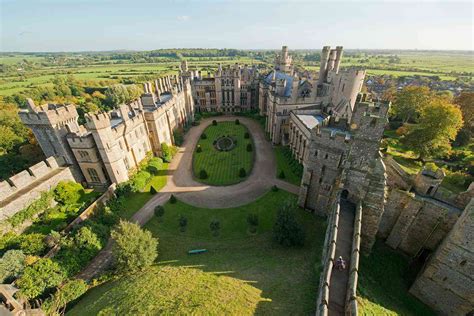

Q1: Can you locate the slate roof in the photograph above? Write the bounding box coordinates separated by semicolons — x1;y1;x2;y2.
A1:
264;71;294;97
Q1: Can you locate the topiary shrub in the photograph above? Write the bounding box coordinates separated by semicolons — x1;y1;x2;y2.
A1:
169;195;177;204
150;186;157;195
154;205;164;220
201;133;207;140
210;219;220;237
272;185;279;192
199;169;208;179
196;145;202;153
244;132;250;139
238;168;246;178
235;119;240;125
246;214;258;234
273;201;305;247
178;215;188;232
246;143;253;152
278;170;286;179
147;157;164;175
212;120;217;126
115;182;134;198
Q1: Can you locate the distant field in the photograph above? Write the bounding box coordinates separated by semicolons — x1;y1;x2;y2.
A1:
0;50;472;98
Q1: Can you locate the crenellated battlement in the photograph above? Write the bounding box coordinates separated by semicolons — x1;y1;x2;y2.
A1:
19;100;79;126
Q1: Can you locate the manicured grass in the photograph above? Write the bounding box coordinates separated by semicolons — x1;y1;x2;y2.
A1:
71;190;327;315
274;146;303;186
67;266;262;315
193;121;254;185
357;241;434;316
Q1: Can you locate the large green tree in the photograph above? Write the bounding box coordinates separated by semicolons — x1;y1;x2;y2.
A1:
0;250;26;283
392;86;433;123
454;92;474;128
273;201;305;247
111;220;158;272
105;84;130;107
403;97;463;159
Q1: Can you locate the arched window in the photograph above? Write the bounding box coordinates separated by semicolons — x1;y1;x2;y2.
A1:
300;89;310;98
87;168;100;182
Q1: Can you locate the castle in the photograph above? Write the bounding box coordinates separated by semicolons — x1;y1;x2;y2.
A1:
0;46;471;315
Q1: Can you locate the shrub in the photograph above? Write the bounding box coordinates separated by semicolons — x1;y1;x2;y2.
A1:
147;157;164;175
131;170;151;192
235;119;240;125
199;169;208;179
0;250;26;283
43;279;88;315
111;220;158;273
196;145;202;153
273;201;305;247
16;258;66;299
272;185;279;192
278;170;286;179
212;120;217;126
150;186;157;195
73;226;102;252
161;143;173;162
244;132;250;139
115;182;134;198
201;133;207;139
154;205;164;219
169;194;177;204
173;129;184;146
246;143;253;152
54;181;84;205
210;219;220;237
247;214;259;227
395;125;409;136
239;168;246;178
19;233;47;255
178;215;188;232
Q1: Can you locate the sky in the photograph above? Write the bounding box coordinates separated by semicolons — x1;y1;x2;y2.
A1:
1;0;473;52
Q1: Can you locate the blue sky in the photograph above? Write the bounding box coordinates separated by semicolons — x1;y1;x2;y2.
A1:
1;0;472;52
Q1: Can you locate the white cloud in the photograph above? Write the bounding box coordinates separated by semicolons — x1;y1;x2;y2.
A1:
176;15;190;22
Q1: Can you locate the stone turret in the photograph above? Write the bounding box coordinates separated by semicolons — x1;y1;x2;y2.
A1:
318;46;331;85
19;99;80;166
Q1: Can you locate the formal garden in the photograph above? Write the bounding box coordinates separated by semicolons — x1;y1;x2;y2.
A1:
193;119;254;185
68;189;327;315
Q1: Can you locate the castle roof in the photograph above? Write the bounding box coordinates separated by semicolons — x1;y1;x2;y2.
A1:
296;114;324;130
264;71;294;97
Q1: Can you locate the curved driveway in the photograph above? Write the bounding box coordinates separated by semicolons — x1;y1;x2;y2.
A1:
77;116;300;280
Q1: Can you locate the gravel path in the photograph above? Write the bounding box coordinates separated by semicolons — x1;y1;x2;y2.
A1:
77;116;300;280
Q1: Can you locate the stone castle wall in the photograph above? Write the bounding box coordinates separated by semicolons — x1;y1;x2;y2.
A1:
409;199;473;315
0;156;75;221
378;189;461;257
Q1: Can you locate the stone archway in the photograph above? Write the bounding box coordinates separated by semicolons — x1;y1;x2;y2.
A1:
341;189;349;200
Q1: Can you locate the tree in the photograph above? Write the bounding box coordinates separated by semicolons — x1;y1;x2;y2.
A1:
150;186;158;194
199;169;208;179
161;142;173;162
0;250;26;283
403;97;464;159
0;126;24;153
235;119;240;125
169;194;177;204
246;143;253;152
246;214;258;234
201;133;207;139
278;170;286;179
73;226;102;252
210;219;220;237
454;92;474;129
178;215;188;232
238;168;246;178
244;132;250;139
392;86;433;122
126;84;143;101
54;181;84;205
273;201;305;247
154;205;164;219
212;120;217;126
16;258;65;299
105;84;130;107
111;220;158;272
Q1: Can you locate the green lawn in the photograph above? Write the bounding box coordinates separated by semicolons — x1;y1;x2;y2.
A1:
274;146;303;186
357;241;434;316
71;190;327;315
193;121;254;185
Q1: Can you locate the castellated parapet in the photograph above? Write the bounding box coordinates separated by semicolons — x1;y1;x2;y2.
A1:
0;156;75;221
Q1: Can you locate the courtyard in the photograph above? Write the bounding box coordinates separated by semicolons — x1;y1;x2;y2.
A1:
193;120;254;186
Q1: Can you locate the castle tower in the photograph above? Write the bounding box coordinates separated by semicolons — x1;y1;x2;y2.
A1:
318;46;331;85
19;99;81;166
334;46;343;73
275;45;293;74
